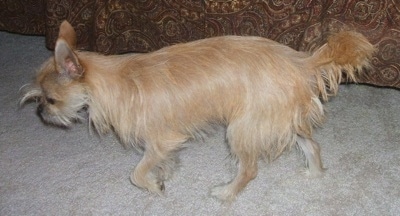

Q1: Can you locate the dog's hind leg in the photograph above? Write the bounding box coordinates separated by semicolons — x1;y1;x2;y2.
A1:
296;135;324;177
211;122;259;201
130;132;187;195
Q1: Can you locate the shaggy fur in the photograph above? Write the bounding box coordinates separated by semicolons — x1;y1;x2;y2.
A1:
20;21;375;201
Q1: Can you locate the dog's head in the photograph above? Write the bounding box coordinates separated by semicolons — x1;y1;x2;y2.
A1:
20;21;88;127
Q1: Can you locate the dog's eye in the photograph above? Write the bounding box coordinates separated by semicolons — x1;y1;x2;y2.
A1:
46;97;56;105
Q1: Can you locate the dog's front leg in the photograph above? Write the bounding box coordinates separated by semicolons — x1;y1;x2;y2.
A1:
130;132;187;195
130;152;165;195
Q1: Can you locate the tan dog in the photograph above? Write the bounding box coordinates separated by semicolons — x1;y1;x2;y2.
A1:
21;21;375;201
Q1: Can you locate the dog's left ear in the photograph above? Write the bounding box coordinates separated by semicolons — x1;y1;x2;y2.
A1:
58;20;77;49
55;21;83;79
55;39;83;79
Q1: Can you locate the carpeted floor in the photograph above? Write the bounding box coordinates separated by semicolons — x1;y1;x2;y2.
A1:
1;31;399;216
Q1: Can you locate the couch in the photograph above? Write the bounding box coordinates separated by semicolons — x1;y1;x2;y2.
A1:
1;0;399;88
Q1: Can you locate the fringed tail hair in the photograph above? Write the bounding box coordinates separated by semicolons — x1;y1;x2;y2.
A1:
307;31;376;101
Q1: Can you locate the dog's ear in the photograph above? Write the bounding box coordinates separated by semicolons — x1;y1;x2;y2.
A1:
55;39;83;79
54;20;83;79
58;20;77;49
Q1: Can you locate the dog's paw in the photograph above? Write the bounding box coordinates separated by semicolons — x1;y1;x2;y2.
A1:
145;180;165;195
137;181;165;196
211;185;236;202
299;167;325;178
159;181;166;192
155;164;175;181
154;156;179;181
130;175;165;195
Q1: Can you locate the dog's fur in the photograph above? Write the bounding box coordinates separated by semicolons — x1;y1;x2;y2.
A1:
20;21;375;201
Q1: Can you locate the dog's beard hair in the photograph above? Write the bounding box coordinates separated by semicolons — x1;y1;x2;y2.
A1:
46;93;88;126
19;84;43;105
40;109;83;126
20;83;89;127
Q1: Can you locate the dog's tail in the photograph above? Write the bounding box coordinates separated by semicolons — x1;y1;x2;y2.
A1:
306;31;375;101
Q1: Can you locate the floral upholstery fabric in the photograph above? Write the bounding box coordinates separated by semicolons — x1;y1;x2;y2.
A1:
0;0;399;88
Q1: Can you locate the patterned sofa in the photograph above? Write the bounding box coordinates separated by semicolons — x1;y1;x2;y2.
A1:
1;0;399;88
